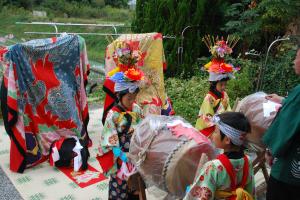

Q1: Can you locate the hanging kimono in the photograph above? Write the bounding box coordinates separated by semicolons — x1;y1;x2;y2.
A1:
184;152;255;200
99;103;143;200
195;91;231;136
102;33;172;124
0;35;90;173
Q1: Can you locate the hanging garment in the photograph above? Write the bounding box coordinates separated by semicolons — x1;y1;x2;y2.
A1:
0;35;90;173
102;33;172;124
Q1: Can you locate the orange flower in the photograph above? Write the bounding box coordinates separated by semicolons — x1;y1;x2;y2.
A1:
124;68;144;81
208;58;233;73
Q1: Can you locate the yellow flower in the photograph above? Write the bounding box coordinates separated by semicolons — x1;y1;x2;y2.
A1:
204;61;212;70
108;67;120;77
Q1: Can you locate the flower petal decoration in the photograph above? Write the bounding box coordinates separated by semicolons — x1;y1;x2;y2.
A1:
124;68;145;81
110;72;125;83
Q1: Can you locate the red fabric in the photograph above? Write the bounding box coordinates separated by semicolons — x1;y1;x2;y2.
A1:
9;141;24;172
154;33;163;40
0;47;8;62
217;154;237;190
111;106;123;113
200;126;216;137
8;113;13;121
59;164;106;188
102;78;116;124
96;150;114;173
217;154;250;200
163;62;167;71
51;37;57;43
240;156;249;188
168;124;211;145
2;36;90;173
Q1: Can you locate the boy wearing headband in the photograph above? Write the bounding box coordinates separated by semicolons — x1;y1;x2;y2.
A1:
184;112;255;200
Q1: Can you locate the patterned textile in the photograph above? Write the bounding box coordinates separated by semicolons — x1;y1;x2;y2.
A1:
0;35;90;173
99;103;143;199
184;154;255;200
103;33;168;117
195;91;231;134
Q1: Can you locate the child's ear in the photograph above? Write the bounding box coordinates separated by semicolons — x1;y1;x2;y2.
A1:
224;136;232;145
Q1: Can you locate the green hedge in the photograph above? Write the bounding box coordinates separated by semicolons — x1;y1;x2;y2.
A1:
165;76;208;125
260;45;300;96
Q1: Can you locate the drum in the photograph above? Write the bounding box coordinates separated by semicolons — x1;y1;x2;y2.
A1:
129;115;215;198
235;92;280;151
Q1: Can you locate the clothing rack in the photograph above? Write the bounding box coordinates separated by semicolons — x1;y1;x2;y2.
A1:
16;21;128;34
23;31;176;39
16;22;176;39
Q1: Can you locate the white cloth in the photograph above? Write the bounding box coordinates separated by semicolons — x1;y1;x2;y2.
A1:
114;81;139;93
72;136;83;172
209;72;234;81
212;115;245;146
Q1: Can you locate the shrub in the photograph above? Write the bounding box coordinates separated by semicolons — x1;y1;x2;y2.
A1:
165;76;209;125
92;0;105;8
260;44;299;96
226;57;256;103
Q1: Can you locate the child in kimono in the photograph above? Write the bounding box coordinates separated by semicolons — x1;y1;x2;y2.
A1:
185;112;255;200
195;36;240;137
98;68;144;200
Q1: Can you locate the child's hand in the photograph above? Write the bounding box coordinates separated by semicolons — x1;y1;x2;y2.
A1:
128;128;134;135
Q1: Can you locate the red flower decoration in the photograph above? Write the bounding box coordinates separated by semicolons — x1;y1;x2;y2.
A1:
190;186;212;199
217;165;223;172
191;186;202;197
124;68;144;81
208;58;233;73
200;175;204;181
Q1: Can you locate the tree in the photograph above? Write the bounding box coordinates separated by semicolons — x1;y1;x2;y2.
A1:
222;0;300;52
104;0;128;8
132;0;230;77
1;0;33;9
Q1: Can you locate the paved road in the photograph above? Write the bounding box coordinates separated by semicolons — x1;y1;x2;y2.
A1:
0;167;23;200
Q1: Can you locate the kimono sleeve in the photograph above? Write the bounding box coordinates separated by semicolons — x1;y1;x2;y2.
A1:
100;110;120;155
133;103;144;123
195;94;215;130
224;92;231;111
183;161;217;200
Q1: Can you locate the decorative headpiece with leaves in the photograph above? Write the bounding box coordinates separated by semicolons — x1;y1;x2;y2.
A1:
202;35;240;81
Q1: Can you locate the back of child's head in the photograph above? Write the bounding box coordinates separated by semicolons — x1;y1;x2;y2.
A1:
218;112;251;133
217;112;251;146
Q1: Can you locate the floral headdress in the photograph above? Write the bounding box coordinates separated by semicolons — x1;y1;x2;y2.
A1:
108;41;142;77
202;35;240;81
110;68;144;93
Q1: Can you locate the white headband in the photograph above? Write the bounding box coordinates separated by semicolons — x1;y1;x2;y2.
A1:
212;115;245;146
114;81;139;93
209;72;234;81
